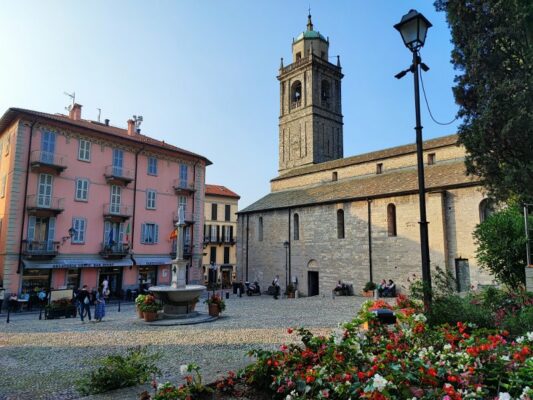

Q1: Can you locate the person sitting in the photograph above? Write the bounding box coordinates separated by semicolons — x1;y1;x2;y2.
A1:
334;280;347;296
383;279;396;297
377;279;387;297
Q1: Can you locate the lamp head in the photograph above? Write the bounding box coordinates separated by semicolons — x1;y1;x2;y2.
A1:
394;9;432;52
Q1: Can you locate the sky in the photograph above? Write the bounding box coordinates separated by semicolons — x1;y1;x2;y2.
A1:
0;1;460;208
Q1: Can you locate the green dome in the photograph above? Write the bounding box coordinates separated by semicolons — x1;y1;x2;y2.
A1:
295;30;327;42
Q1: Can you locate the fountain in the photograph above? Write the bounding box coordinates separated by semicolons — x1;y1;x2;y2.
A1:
148;209;206;320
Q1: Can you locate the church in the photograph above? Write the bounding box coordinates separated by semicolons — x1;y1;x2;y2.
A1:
236;15;493;296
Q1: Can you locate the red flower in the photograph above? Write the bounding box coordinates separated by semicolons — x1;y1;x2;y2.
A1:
287;328;293;334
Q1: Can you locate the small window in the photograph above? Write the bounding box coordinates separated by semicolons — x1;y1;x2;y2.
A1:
210;246;217;263
225;204;231;221
332;171;338;181
211;203;218;220
428;153;436;165
75;178;89;201
258;217;263;241
376;163;383;174
321;80;330;105
291;81;302;108
78;139;91;162
479;199;495;223
294;213;300;240
147;157;158;175
72;217;87;244
0;174;6;198
179;164;188;187
141;223;159;244
337;209;345;239
146;190;157;209
223;246;230;264
296;52;302;61
387;204;397;237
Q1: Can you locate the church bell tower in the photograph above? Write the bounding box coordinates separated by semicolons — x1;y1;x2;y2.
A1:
277;14;344;173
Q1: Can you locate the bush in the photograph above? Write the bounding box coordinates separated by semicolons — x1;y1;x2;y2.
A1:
363;281;376;291
76;346;160;395
426;293;495;328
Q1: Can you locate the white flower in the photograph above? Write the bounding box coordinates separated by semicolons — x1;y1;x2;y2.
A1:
527;332;533;342
285;395;292;400
372;374;389;392
413;313;427;322
500;355;510;361
179;364;188;375
443;344;452;351
516;336;525;344
498;392;511;400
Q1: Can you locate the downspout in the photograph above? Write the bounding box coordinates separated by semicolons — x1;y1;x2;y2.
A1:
288;208;291;286
245;214;249;281
17;121;37;274
367;199;373;283
130;146;144;258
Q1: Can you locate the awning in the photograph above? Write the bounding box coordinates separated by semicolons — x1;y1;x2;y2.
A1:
132;255;173;266
22;257;133;270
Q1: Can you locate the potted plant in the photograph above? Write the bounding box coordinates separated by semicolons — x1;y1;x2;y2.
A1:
286;284;295;299
45;298;77;319
135;294;147;319
205;294;225;317
362;281;377;297
139;294;161;322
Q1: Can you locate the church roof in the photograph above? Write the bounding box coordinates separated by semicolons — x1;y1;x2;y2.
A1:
294;13;327;43
239;160;480;214
272;134;459;182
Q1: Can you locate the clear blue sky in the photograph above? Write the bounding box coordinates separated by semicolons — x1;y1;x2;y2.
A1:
0;1;459;208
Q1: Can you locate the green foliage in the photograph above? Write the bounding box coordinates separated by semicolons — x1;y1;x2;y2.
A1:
135;294;147;306
473;204;528;287
76;346;160;395
501;306;533;336
426;293;495;328
138;294;162;313
151;364;213;400
363;281;376;291
434;0;533;203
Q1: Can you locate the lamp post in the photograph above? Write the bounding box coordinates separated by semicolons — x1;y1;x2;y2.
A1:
283;241;289;291
394;10;433;310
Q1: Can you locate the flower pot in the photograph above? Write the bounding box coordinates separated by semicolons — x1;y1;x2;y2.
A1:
287;292;295;299
362;290;374;298
143;311;158;322
208;303;220;317
136;306;144;319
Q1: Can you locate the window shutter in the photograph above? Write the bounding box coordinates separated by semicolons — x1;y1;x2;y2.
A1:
48;217;56;249
230;226;234;241
119;223;124;243
104;221;111;245
154;225;159;244
27;216;36;240
216;225;220;242
140;223;145;244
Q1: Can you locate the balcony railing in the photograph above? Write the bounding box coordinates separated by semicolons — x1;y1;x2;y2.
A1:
21;240;60;259
30;150;67;174
172;179;195;194
26;195;64;215
103;203;132;220
172;210;196;224
104;165;134;186
100;242;129;259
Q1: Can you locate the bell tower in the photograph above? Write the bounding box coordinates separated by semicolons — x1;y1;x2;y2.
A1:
278;13;344;173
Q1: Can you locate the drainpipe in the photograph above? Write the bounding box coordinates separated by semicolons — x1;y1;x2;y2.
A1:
130;146;144;257
287;208;291;287
17;121;37;275
367;199;373;283
245;214;249;281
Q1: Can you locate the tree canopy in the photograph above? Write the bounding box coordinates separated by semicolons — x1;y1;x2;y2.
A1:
434;0;533;203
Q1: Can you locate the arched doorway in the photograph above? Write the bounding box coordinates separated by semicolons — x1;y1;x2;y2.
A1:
307;259;319;297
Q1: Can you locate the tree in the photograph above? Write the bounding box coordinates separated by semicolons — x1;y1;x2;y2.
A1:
434;0;533;203
473;204;528;288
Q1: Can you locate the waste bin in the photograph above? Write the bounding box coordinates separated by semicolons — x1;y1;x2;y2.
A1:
232;282;238;294
372;308;396;324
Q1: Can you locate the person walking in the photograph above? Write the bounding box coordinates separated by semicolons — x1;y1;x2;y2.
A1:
94;287;106;322
273;275;280;300
78;285;92;322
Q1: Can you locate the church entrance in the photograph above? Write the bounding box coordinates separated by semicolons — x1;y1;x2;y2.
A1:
308;271;319;296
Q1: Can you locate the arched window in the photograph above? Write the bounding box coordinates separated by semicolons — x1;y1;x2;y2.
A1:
321;80;330;106
387;204;397;237
479;199;495;223
337;209;345;239
293;213;300;240
258;217;263;241
291;81;302;108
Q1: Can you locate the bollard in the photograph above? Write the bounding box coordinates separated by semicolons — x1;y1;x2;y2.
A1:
118;299;121;312
6;305;10;324
39;307;43;320
225;292;229;300
237;287;241;297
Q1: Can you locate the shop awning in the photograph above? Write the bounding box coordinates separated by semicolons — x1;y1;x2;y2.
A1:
132;255;173;266
22;257;133;270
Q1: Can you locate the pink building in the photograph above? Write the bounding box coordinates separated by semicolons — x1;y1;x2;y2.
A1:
0;104;210;299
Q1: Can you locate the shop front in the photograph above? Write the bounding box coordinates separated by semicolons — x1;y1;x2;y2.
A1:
220;264;235;289
132;255;172;293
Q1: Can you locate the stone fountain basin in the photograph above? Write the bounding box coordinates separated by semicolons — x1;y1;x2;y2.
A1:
149;285;206;306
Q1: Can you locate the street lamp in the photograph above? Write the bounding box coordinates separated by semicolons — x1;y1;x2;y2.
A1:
394;9;433;311
283;241;290;291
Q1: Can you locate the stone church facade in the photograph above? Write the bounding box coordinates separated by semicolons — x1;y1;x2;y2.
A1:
236;15;494;296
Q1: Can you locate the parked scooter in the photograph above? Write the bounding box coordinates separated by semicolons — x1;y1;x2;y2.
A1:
245;281;261;296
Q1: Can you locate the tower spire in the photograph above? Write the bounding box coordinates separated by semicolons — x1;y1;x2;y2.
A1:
307;9;313;31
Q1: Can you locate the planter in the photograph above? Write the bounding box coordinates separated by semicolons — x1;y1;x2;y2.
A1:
143;311;158;322
208;303;220;317
136;306;144;319
362;290;375;298
287;292;295;299
45;305;77;319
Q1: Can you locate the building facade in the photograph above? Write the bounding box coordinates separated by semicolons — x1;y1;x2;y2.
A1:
237;15;494;297
202;185;240;288
0;105;210;299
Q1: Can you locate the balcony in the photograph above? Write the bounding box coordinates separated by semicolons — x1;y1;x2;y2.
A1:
170;242;192;259
104;165;134;186
21;240;60;259
100;242;129;259
30;151;67;175
204;236;236;246
26;195;64;216
172;210;196;225
172;179;195;195
103;203;132;222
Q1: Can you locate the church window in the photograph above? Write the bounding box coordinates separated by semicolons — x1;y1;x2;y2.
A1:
479;199;495;223
296;52;302;61
291;81;302;109
332;171;338;181
337;209;345;239
258;217;263;241
321;80;330;107
428;153;436;165
294;213;299;240
376;163;383;174
387;204;397;237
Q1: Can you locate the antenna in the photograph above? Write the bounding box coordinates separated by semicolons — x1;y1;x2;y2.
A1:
97;108;101;122
63;91;75;112
133;115;143;130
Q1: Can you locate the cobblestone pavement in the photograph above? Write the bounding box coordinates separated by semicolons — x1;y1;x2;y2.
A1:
0;294;366;400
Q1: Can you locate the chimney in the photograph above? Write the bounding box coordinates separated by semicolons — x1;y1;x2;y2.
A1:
104;119;110;126
69;103;82;120
127;119;135;136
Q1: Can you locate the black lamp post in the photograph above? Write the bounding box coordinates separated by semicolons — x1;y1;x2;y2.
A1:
394;9;433;310
283;241;289;290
